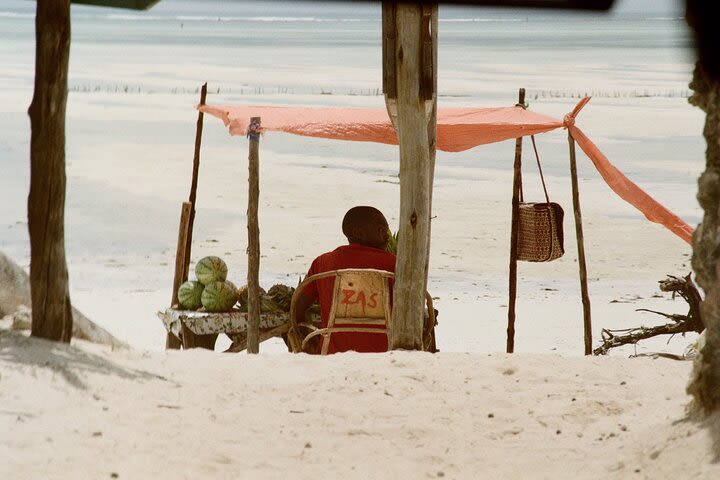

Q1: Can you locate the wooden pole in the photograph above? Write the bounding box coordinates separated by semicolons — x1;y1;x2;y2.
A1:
568;132;593;354
182;82;208;282
506;88;525;353
166;201;192;349
28;0;73;343
171;202;192;307
385;3;433;350
423;4;438;296
246;117;262;354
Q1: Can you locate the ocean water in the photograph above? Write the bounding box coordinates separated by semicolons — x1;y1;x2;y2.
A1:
1;0;700;202
0;0;705;353
1;0;695;96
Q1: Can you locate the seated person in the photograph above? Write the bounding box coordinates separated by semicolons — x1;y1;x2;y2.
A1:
293;206;395;354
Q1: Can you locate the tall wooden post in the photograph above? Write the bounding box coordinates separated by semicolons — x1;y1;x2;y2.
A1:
28;0;73;342
167;83;206;349
382;3;437;350
506;89;525;353
246;117;262;354
568;133;592;354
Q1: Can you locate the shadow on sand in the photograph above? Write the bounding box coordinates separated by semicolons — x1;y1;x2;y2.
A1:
0;329;169;390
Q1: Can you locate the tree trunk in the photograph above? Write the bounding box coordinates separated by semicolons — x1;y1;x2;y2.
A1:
687;60;720;414
386;3;435;350
28;0;73;342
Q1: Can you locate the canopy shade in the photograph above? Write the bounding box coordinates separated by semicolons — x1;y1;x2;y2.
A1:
200;103;563;153
199;98;694;245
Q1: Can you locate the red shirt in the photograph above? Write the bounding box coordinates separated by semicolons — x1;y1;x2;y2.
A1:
303;243;396;354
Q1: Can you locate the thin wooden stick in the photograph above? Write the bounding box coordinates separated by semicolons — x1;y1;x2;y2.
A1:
246;117;262;354
506;88;525;354
568;132;593;355
182;82;208;282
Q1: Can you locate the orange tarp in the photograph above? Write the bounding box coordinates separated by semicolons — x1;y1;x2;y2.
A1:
200;103;563;151
199;98;693;245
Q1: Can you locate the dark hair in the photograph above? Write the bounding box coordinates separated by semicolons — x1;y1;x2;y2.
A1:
342;206;387;239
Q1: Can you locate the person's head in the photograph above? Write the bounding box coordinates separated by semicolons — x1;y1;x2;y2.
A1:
342;206;390;250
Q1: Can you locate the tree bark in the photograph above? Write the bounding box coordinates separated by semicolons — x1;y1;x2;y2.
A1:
387;4;435;350
246;117;262;354
687;61;720;414
28;0;73;342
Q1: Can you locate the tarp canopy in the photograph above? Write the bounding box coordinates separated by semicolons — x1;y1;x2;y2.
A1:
200;97;694;245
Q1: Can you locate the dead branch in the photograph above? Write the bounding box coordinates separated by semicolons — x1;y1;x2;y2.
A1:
593;274;703;355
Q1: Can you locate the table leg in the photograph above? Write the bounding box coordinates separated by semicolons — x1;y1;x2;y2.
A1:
166;332;182;350
181;323;218;350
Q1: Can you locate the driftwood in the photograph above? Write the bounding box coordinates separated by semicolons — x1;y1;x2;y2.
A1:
593;274;703;355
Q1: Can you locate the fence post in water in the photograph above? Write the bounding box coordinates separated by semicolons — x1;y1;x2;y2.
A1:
246;117;262;354
567;132;593;354
506;88;525;353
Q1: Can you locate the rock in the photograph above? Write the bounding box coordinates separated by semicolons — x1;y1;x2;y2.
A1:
0;250;128;348
9;305;31;331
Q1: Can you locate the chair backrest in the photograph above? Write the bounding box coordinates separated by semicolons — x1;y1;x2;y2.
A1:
289;268;394;355
331;269;392;323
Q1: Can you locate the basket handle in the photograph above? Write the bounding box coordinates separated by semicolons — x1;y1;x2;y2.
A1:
519;134;551;204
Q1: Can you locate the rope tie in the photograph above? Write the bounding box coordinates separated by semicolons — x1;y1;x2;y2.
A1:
563;96;591;129
246;119;263;140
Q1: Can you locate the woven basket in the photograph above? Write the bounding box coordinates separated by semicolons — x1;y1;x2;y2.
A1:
517;202;565;262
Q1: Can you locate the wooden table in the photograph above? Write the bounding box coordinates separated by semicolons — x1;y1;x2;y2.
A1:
158;308;293;350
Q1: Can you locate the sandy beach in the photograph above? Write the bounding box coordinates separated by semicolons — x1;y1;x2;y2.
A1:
1;0;718;477
2;330;718;480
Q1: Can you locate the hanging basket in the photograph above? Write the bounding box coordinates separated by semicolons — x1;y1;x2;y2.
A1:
517;202;565;262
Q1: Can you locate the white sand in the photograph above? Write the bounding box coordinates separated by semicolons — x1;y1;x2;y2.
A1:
1;330;718;479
